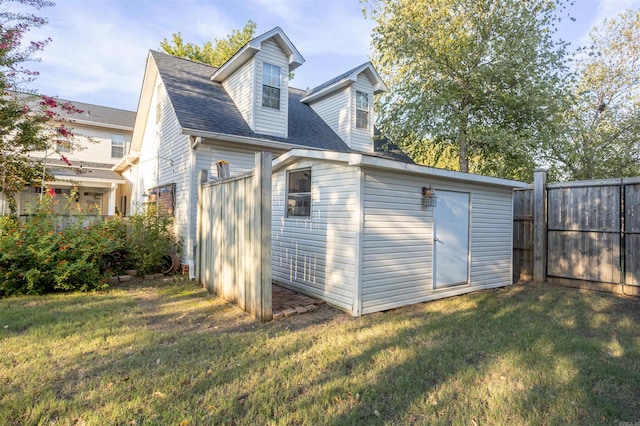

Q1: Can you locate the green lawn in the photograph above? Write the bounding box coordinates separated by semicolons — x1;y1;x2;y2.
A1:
1;280;639;425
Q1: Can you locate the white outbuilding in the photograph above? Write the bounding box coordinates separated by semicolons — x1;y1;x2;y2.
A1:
272;149;527;316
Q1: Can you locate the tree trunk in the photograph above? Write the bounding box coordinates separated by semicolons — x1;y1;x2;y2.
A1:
458;110;469;173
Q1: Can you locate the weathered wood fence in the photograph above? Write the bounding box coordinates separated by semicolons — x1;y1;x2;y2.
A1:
513;169;640;297
196;152;272;322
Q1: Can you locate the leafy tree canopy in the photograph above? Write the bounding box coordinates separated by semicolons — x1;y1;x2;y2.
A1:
1;0;84;215
546;8;640;181
160;20;257;67
364;0;573;182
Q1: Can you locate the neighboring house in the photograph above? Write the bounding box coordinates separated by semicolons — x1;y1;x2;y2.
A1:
14;99;135;216
119;26;526;314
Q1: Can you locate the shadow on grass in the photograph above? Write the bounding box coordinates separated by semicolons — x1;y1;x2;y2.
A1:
1;281;639;425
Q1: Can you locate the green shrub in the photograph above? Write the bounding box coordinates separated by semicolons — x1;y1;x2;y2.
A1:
0;195;126;296
0;194;181;296
125;204;180;276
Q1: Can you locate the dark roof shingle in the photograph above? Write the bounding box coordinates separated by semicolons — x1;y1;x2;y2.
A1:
151;50;350;152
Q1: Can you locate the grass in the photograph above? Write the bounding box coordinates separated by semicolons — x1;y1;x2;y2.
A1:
1;280;639;425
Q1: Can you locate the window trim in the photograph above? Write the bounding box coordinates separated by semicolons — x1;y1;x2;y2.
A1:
285;168;312;219
55;137;73;153
262;62;281;110
355;90;369;130
111;134;125;158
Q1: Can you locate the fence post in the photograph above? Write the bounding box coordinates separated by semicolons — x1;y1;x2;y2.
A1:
533;168;547;283
196;169;208;286
253;152;272;322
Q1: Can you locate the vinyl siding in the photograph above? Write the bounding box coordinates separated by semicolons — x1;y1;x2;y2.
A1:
272;160;359;311
360;169;514;314
29;125;132;165
254;39;288;137
308;87;350;145
350;74;374;152
133;80;191;264
361;170;433;314
222;58;255;130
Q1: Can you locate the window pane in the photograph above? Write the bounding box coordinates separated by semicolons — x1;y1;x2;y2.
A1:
56;139;72;153
262;85;280;109
356;109;369;129
287;195;311;217
356;91;369;109
263;63;281;88
288;170;311;193
111;134;125;158
287;170;311;217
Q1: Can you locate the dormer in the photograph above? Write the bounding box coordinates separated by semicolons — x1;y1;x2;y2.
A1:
301;62;386;152
211;27;304;138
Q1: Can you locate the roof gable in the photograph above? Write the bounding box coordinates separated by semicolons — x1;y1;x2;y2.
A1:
150;51;349;152
211;27;304;83
300;62;387;104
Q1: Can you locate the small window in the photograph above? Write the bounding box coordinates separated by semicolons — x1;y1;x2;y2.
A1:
147;183;175;216
287;169;311;218
56;138;72;153
262;63;281;109
356;91;369;129
111;134;125;158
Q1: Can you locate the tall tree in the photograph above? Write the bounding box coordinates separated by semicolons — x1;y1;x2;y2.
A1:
547;9;640;181
160;20;257;67
364;0;572;181
1;0;53;214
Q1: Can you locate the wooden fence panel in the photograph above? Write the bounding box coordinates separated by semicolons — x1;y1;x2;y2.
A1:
625;183;640;286
547;185;621;284
196;152;272;322
547;231;621;283
513;189;533;281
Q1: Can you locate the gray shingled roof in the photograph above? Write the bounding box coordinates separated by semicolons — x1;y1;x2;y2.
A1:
52;98;135;128
151;50;350;152
304;62;372;99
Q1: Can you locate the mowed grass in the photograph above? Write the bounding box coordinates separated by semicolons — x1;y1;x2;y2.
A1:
1;280;640;425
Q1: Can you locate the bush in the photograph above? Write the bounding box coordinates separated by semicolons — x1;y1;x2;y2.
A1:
0;195;125;296
0;194;180;297
125;204;179;276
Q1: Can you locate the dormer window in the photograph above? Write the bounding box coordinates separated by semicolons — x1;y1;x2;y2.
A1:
356;91;369;129
262;63;281;109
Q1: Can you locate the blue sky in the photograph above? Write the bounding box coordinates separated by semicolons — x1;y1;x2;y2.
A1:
21;0;640;112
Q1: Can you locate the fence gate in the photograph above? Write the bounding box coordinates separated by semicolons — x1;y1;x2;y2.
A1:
513;171;640;296
546;183;622;287
196;152;272;322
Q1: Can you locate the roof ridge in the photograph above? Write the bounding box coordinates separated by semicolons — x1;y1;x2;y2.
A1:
150;49;219;72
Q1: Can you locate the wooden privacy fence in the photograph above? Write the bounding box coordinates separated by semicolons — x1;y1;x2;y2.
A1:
196;152;272;322
513;169;640;297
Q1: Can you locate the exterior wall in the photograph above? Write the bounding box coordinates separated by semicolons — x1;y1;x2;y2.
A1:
350;74;374;152
254;39;289;137
222;58;255;131
360;170;434;314
29;123;131;166
133;79;191;263
360;169;514;314
308;87;351;145
272;160;359;311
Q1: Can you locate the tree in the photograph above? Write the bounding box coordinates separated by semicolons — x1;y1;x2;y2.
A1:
0;0;83;215
160;20;257;67
547;9;640;181
364;0;572;181
1;0;53;214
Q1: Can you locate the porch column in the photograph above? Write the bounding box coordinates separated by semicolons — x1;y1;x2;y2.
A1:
107;183;117;216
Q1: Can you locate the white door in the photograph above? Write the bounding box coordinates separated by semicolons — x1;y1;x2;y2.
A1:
434;190;470;288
